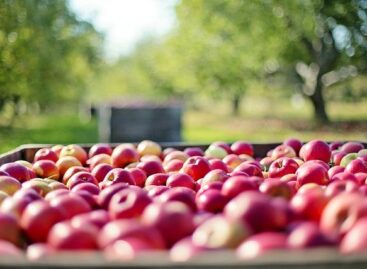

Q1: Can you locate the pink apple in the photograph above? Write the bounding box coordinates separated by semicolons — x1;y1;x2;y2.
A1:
145;173;169;187
33;148;59;163
158;187;197;212
328;166;344;178
325;180;359;197
88;143;112;158
164;159;184;173
283;138;302;155
49;193;91;219
137;160;165;176
183;147;204;157
126;167;147;187
101;168;135;188
111;145;139;168
26;243;54;260
0;240;22;256
231;141;254;157
181;156;211;181
268;157;299;178
71;182;99;195
146;185;169;198
300;140;331;163
330;171;357;183
196;189;227;213
340;217;367;254
271;144;296;159
166;173;196;190
91;163;113;183
97;183;129;209
221;176;257;200
71;209;110;230
340;142;364;154
345;159;367;174
296;163;329;187
0;162;32;182
233;163;263;177
170;237;207;262
208;159;229;172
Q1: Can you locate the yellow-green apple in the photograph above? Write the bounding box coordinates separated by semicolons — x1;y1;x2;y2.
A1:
205;145;227;160
0;176;21;195
137;140;162;157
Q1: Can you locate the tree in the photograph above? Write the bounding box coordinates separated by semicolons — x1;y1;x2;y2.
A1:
0;0;102;123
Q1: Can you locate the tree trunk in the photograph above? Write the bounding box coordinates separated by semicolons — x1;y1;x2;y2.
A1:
231;92;241;116
308;78;329;124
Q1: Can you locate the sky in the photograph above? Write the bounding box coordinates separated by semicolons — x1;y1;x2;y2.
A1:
69;0;177;59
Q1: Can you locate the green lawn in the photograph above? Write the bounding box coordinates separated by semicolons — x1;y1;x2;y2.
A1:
0;99;366;155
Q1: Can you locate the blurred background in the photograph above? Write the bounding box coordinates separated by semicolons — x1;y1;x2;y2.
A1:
0;0;366;153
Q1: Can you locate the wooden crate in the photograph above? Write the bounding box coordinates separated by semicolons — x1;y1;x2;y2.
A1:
1;142;367;268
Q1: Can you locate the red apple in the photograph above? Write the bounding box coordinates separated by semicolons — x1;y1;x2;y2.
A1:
208;159;229;172
49;193;91;219
59;144;88;165
51;145;64;158
329;141;343;151
109;188;152;219
330;171;357;183
164;159;184;173
200;169;229;187
300;140;331;163
221;176;257;200
356;173;367;185
142;201;195;247
164;151;189;164
97;183;129;209
231;141;254;157
146;185;169;198
33;148;58;163
223;154;243;170
271;144;296;159
32;160;59;180
145;173;169;187
137;160;165;176
183;147;204;157
62;166;89;185
340;142;364;154
328;166;344;179
87;153;112;170
340;217;367;254
166;173;196;190
345;159;367;174
158;187;197;212
22;179;52;197
0;162;32;182
21;200;65;242
66;171;98;189
26;243;54;260
88;143;112;158
181;156;211;181
325;180;359;197
268;157;299;178
111;145;139;168
126;167;147;187
296;163;329;187
259;179;292;200
101;168;135;188
233;163;263;177
104;238;154;261
91;163;113;183
44;189;69;201
71;182;100;195
283;138;302;155
170;237;207;262
71;209;110;230
0;213;21;246
196;189;228;213
332;151;347;166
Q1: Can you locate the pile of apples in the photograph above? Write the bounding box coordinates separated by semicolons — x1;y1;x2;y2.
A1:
0;139;366;261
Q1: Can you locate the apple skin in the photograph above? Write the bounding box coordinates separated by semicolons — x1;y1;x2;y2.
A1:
356;172;367;185
0;176;21;195
233;163;263;178
200;169;229;187
146;185;169;198
271;145;296;159
196;189;228;213
328;166;344;179
170;237;208;262
325;180;359;197
0;240;22;256
268;157;299;178
22;179;52;197
71;182;100;195
51;145;64;158
164;151;189;164
221;176;257;200
91;163;113;183
283;138;303;155
26;243;54;260
126;168;147;187
111;145;139;168
34;148;59;163
340;153;358;167
49;193;91;219
340;142;364;154
97;183;129;209
158;187;197;212
1;189;41;220
56;156;82;177
98;219;166;249
287;222;335;249
330;171;358;183
197;181;223;197
231;141;254;157
290;189;329;223
296;163;329;187
21;200;65;242
332;151;347;166
320;192;367;237
145;173;169;187
181;156;211;181
237;232;288;259
62;166;89;185
109;188;152;219
33;160;60;180
164;159;184;173
184;147;204;157
88;143;112;158
66;172;98;189
329;141;343;151
300;140;331;163
137;140;162;156
208;159;229;172
205;145;228;159
193;215;250;249
211;141;232;154
104;238;154;261
0;162;32;182
71;209;110;230
137;160;165;176
0;213;21;246
44;189;69;202
87;154;112;170
223;154;244;170
340;217;367;254
59;144;88;165
142;201;195;247
166;173;196;190
47;221;98;250
259;179;292;200
101;168;136;189
345;158;367;174
224;191;287;233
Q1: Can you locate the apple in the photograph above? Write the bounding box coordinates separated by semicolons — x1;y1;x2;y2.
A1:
340;217;367;254
71;182;100;195
259;179;292;200
231;141;254;157
271;144;296;159
59;144;88;165
137;160;165;176
98;219;165;249
104;238;154;261
320;192;367;237
224;191;287;232
204;145;227;159
0;176;21;195
26;243;54;260
208;159;229;172
145;185;169;198
56;156;82;177
200;169;229;187
164;159;184;173
87;154;112;170
300;140;331;163
72;190;98;209
109;188;152;219
101;168;135;188
268;157;299;178
16;160;33;169
66;171;98;189
0;240;22;256
21;200;65;242
329;141;343;151
212;141;232;154
164;151;189;164
196;189;228;213
156;187;196;212
44;189;69;202
170;237;207;262
340;142;364;154
221;176;257;200
260;157;274;172
290;188;329;222
223;154;243;170
356;173;367;185
126;167;147;187
137;140;162;156
22;179;52;197
49;193;91;219
88;143;112;158
97;183;129;209
283;138;302;155
145;173;169;187
325;180;359;197
345;159;367;174
237;232;288;259
287;221;334;249
340;153;358;167
0;162;32;182
91;163;113;183
111;145;139;168
296;163;329;187
332;151;347;166
142;201;195;247
180;156;211;181
233;163;263;177
192;215;250;249
197;181;223;197
62;166;89;185
71;209;110;230
328;166;344;178
162;147;177;158
183;147;204;157
0;213;21;246
32;160;59;180
330;171;358;183
0;191;9;205
166;173;196;190
51;145;64;157
33;148;58;163
47;221;98;250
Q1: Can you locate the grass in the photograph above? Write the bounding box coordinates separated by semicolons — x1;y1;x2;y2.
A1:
0;98;366;154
